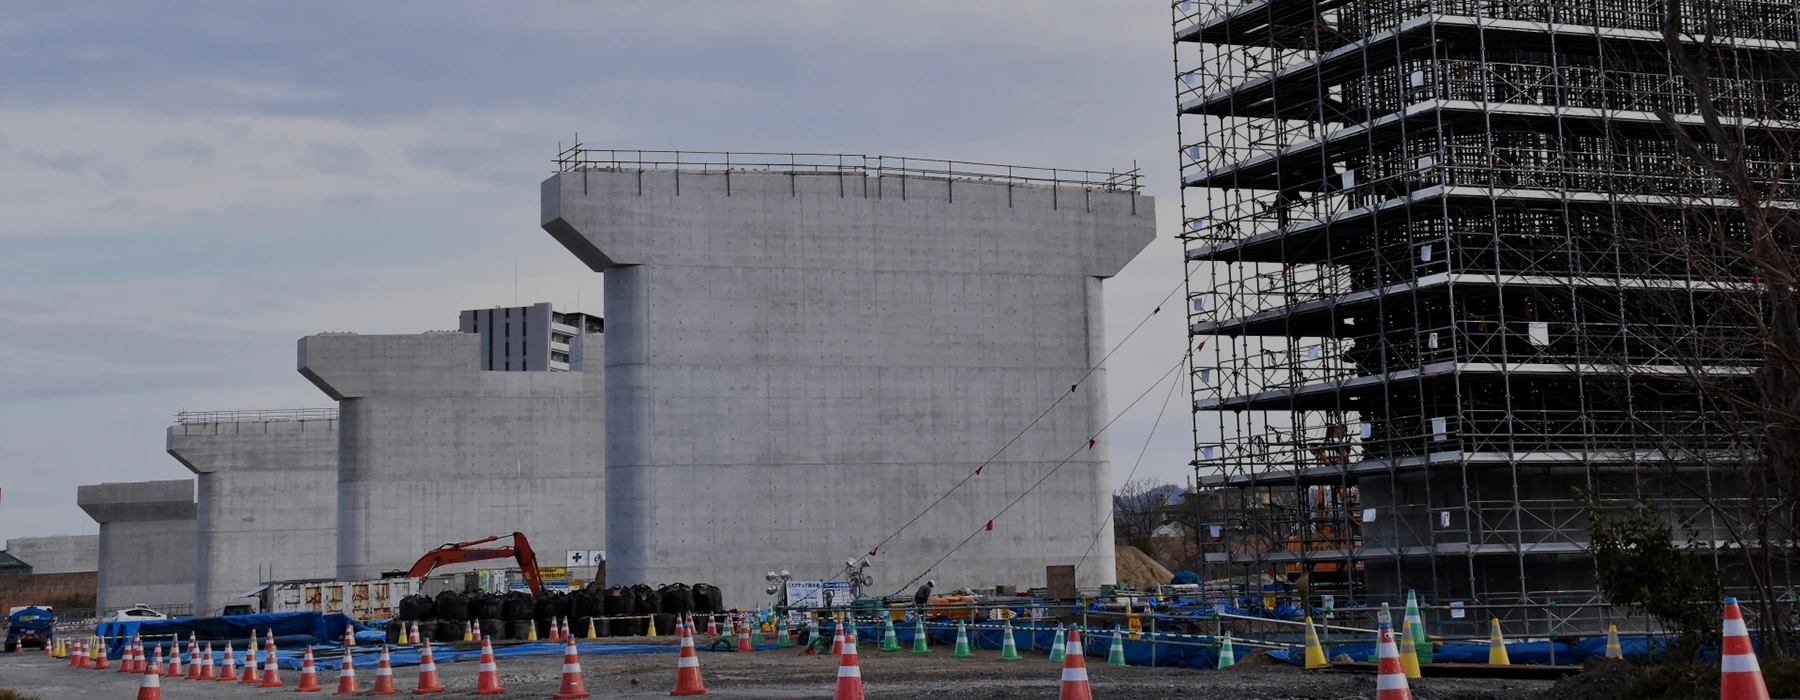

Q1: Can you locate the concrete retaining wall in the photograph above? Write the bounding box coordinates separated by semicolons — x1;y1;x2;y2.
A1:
77;480;197;611
298;331;606;581
2;535;98;574
542;168;1154;603
167;416;339;614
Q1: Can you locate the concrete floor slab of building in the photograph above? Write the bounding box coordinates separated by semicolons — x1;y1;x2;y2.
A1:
166;409;339;615
76;479;197;612
542;163;1155;604
1;535;98;574
298;328;606;581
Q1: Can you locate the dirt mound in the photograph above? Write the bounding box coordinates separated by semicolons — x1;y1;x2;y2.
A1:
1534;657;1641;700
1115;544;1173;586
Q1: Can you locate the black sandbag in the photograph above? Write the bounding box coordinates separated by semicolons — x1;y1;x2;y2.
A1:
632;586;661;615
608;615;642;636
534;617;553;640
588;617;610;637
413;620;440;642
471;594;502;620
504;620;533;641
571;589;602;618
501;592;534;621
434;591;469;622
692;584;723;613
659;583;695;614
603;587;632;616
479;619;504;641
569;616;590;638
653;613;677;636
385;620;408;645
535;591;571;619
434;618;465;643
398;594;435;622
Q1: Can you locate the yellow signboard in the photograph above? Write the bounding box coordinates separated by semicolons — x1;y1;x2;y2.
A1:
541;567;568;581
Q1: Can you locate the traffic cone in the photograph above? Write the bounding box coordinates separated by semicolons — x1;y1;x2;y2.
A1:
137;647;164;700
1398;621;1421;679
911;617;931;654
952;621;974;658
410;623;422;648
777;616;792;648
1721;597;1770;700
411;637;444;694
244;638;265;685
397;623;409;646
335;645;360;695
1375;623;1412;700
70;638;82;667
1000;619;1022;661
297;646;324;692
1404;590;1432;664
880;616;900;652
585;617;597;641
833;628;864;700
165;641;182;677
185;633;200;679
472;637;506;695
552;638;590;699
1057;630;1092;700
261;628;285;687
1606;624;1623;659
218;641;238;682
94;637;110;670
1488;618;1510;665
643;616;653;639
831;619;845;656
43;636;51;656
1048;624;1066;663
1303;616;1329;670
748;616;758;646
1110;628;1127;667
736;617;753;653
706;615;718;638
197;642;214;679
671;615;708;696
346;623;357;649
136;636;150;673
369;646;398;696
463;620;474;643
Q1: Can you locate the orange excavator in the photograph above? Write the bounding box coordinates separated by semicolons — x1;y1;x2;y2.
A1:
405;532;546;594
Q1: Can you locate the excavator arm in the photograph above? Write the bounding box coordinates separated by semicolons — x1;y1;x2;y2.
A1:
405;532;545;594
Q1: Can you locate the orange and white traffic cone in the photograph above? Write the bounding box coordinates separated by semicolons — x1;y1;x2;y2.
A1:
243;638;265;686
1722;597;1771;700
185;633;201;680
71;638;84;668
93;638;110;670
164;642;181;677
411;637;445;694
335;644;360;695
706;615;718;637
261;628;285;687
218;641;238;682
410;623;422;648
832;626;864;700
1375;623;1413;700
552;637;590;699
1057;630;1092;700
134;636;149;673
296;646;324;692
671;614;708;696
737;618;754;653
368;646;398;696
137;647;164;700
472;636;506;695
198;642;215;679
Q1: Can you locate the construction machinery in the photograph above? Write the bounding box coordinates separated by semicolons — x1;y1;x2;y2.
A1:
405;532;545;594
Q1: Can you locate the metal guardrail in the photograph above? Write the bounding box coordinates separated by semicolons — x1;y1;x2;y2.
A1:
174;409;338;425
554;146;1144;194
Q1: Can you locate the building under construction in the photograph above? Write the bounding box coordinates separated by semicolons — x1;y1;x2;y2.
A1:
1175;0;1798;635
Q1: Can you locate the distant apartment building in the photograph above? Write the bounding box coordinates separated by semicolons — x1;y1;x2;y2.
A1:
460;303;603;371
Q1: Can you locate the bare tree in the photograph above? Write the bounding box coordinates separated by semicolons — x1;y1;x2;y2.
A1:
1114;478;1176;555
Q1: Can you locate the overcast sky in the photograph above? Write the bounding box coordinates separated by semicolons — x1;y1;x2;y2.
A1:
0;1;1197;540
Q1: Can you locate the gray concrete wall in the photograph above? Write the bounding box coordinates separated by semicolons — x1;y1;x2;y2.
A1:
167;416;339;614
2;535;98;574
77;480;197;611
298;331;606;580
543;168;1154;604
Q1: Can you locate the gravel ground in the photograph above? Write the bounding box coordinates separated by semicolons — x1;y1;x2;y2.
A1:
0;644;1553;699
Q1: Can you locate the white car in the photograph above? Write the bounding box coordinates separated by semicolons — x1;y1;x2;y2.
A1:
110;606;168;622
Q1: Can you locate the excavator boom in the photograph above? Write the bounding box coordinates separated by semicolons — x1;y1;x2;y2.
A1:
404;531;544;594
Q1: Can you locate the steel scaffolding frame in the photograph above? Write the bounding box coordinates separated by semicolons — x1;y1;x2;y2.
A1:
1173;0;1800;636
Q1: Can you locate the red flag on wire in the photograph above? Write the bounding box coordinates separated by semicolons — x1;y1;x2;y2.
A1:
975;466;982;475
1071;384;1078;392
985;521;994;531
1197;341;1207;350
1088;439;1096;450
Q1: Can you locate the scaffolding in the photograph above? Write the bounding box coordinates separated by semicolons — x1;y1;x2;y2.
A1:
1173;0;1800;637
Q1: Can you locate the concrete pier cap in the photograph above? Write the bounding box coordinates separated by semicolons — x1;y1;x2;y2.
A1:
166;408;339;614
542;149;1155;604
78;479;197;612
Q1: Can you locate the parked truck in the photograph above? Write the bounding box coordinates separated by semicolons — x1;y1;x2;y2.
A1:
6;606;54;650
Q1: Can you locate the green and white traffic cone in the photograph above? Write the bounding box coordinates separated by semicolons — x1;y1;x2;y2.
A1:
1048;624;1066;663
999;619;1022;661
1217;631;1235;669
1405;590;1432;664
806;616;819;648
776;616;792;648
911;616;932;655
750;618;764;646
1107;627;1127;667
952;621;975;658
881;616;901;652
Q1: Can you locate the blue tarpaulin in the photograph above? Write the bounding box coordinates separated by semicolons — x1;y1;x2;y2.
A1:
1268;635;1672;666
829;620;1236;670
96;612;373;658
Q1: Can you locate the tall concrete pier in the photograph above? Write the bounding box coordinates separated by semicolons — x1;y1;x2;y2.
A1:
543;155;1155;603
167;409;339;614
78;479;197;612
299;327;606;580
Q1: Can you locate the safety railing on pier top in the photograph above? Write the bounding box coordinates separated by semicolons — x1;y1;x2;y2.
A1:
554;145;1144;194
174;408;339;425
